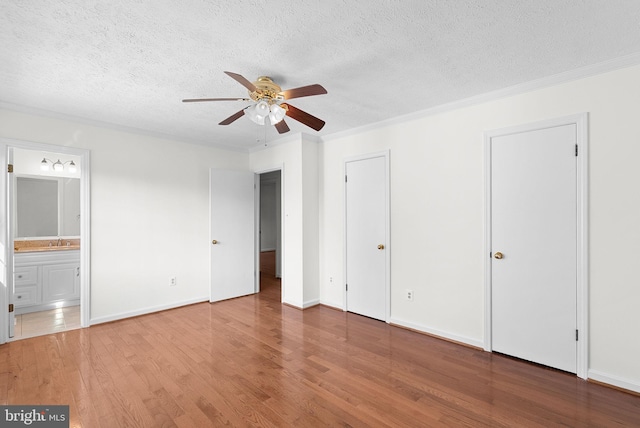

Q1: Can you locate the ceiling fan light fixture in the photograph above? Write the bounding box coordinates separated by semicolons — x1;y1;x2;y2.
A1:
255;100;270;116
245;105;265;125
268;104;286;125
246;100;271;125
186;71;327;133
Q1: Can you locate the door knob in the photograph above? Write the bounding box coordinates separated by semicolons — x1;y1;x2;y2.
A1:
212;240;218;245
494;252;503;259
377;244;385;250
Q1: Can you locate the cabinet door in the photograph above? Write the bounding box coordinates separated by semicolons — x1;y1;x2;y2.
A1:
42;263;80;302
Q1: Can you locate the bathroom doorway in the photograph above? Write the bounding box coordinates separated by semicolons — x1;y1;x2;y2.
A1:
2;143;90;342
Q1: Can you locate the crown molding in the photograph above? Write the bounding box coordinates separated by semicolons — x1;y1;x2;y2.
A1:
321;52;640;143
4;52;640;151
0;101;249;153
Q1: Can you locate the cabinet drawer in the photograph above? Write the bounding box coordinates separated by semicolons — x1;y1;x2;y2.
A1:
14;286;39;307
14;266;38;286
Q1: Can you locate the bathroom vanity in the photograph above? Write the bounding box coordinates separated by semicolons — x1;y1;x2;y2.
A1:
14;240;80;314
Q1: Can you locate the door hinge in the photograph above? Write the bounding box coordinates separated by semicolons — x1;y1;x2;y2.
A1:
8;304;14;313
345;175;347;183
345;283;348;291
8;164;13;173
575;144;578;157
575;329;579;341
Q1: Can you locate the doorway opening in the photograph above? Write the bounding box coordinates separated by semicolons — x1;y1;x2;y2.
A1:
3;143;90;342
258;170;282;297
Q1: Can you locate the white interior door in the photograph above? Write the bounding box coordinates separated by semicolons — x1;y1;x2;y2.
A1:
210;169;256;302
0;144;12;341
345;154;388;321
491;124;577;373
7;148;14;338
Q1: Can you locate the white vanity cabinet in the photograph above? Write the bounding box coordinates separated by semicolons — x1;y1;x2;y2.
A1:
14;250;80;314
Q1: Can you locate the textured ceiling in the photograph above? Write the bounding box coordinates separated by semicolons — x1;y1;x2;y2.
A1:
2;1;640;151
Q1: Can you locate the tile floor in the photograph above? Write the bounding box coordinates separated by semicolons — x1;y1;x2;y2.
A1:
12;305;81;340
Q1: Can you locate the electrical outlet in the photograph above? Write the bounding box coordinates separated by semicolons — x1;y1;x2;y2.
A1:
170;277;177;286
406;289;413;301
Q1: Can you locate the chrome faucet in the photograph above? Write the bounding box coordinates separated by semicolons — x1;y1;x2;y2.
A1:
57;237;62;247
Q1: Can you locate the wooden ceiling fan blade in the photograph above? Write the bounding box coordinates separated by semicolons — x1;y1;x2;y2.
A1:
219;109;246;125
183;97;251;102
284;104;325;131
224;71;257;92
280;84;327;100
274;119;290;134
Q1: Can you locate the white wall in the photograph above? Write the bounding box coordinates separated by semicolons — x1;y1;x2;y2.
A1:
0;109;248;323
319;63;640;392
301;138;320;307
251;137;303;306
250;135;320;308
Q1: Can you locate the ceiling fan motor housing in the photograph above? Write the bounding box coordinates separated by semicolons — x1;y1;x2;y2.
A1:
250;76;284;103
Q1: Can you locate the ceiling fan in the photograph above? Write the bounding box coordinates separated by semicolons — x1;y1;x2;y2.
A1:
182;71;328;134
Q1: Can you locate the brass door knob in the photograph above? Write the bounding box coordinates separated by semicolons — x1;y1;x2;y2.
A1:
377;244;385;250
494;252;503;259
212;240;218;245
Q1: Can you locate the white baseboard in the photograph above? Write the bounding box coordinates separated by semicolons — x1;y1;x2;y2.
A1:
319;300;344;311
282;297;302;308
588;369;640;394
388;317;484;349
282;298;321;309
90;296;209;325
302;298;320;309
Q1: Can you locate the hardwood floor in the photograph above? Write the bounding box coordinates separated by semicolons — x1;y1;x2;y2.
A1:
2;267;639;426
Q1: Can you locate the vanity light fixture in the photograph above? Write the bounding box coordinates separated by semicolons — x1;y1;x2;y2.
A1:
40;158;77;173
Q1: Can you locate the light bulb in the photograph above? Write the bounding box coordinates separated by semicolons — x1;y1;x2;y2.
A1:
40;158;49;171
68;161;77;173
255;100;270;118
53;160;64;171
248;108;265;125
269;104;286;125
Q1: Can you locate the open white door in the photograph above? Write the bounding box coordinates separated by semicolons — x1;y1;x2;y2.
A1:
6;148;14;338
210;169;256;302
0;143;10;342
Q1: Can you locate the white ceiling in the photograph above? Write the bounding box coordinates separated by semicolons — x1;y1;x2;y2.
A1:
2;1;640;152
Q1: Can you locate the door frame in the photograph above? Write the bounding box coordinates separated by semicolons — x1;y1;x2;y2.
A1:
343;150;391;321
0;138;91;344
483;113;588;379
254;165;284;300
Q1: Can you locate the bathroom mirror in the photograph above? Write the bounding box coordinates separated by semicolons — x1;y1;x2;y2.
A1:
15;176;81;238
